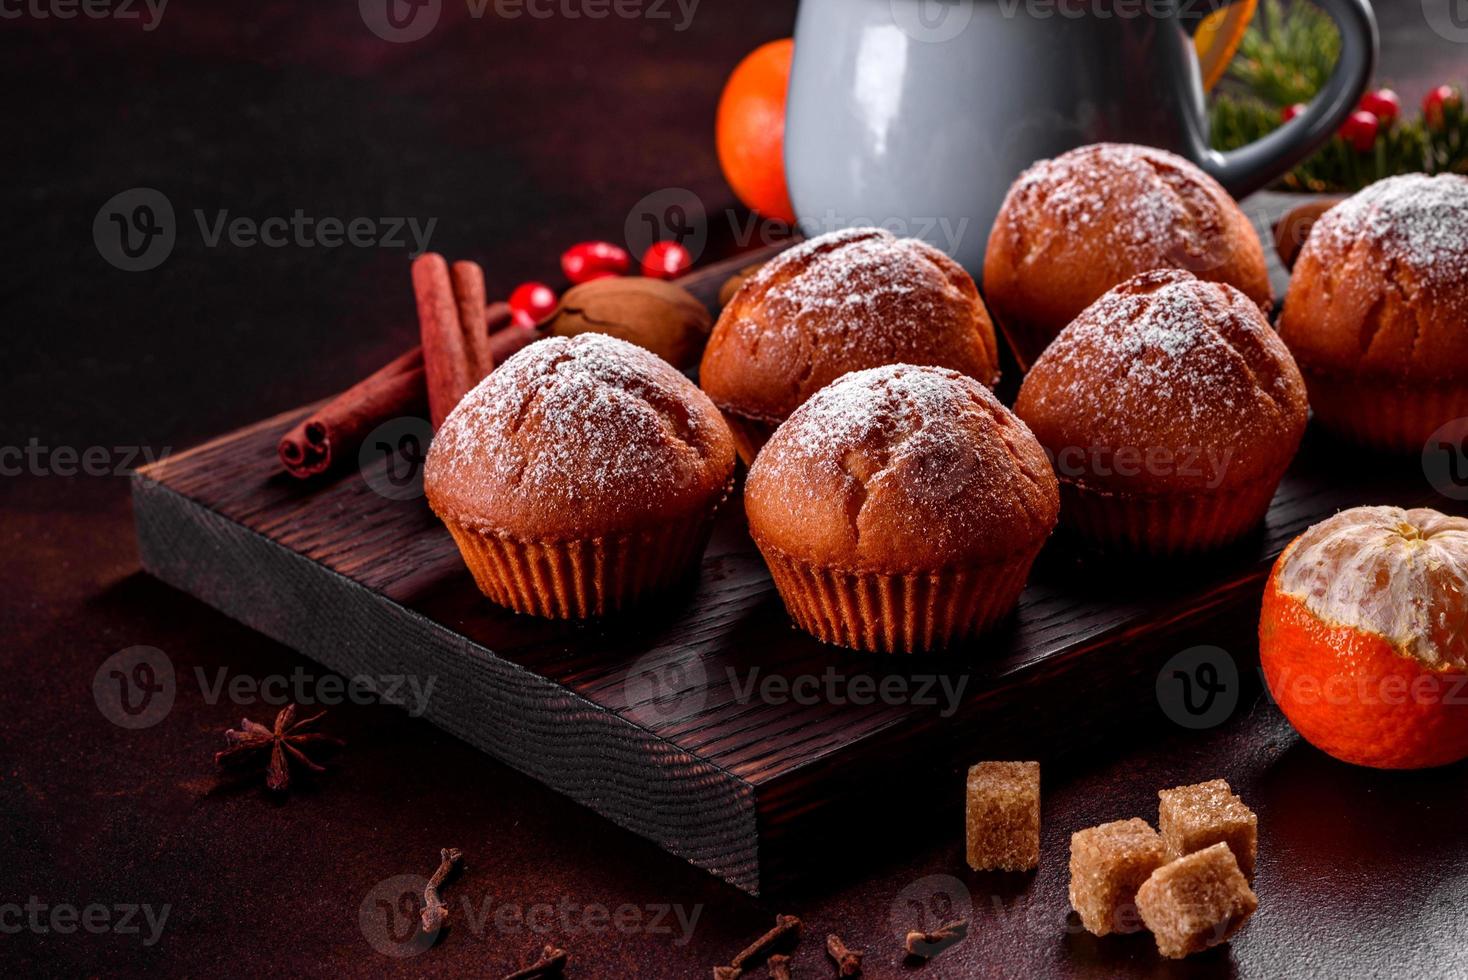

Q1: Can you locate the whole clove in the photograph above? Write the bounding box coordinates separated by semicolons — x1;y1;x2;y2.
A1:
904;918;968;960
766;953;792;980
713;914;802;979
420;847;464;933
826;933;863;976
502;944;568;979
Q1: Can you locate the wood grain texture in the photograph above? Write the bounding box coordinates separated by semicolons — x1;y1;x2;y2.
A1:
132;395;1455;894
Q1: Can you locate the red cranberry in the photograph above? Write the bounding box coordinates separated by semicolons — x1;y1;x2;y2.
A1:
1339;110;1379;153
1281;102;1307;123
560;241;630;284
1425;85;1461;131
1358;89;1400;126
641;241;692;280
508;281;557;329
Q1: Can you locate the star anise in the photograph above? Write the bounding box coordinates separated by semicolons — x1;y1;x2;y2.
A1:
214;703;345;792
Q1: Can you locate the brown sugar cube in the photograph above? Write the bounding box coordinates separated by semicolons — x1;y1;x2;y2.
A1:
1068;818;1167;935
965;761;1040;871
1136;842;1258;959
1158;779;1258;880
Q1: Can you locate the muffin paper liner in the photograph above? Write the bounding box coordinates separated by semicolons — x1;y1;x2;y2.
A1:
754;541;1042;654
1303;371;1468;453
441;484;729;619
1059;476;1282;556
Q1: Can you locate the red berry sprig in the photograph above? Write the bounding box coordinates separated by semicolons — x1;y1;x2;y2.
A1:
641;241;693;280
1358;88;1400;126
508;281;557;329
1339;109;1380;153
560;241;630;284
1425;85;1462;132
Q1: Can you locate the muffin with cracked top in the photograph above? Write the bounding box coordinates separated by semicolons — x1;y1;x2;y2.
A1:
700;227;1001;464
984;143;1273;367
425;333;735;618
744;363;1058;654
1278;173;1468;451
1015;269;1308;555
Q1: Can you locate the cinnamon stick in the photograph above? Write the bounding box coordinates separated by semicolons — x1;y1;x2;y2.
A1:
277;303;523;480
414;253;476;429
453;260;495;378
277;347;428;479
279;238;799;481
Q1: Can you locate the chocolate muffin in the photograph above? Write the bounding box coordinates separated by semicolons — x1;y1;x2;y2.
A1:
700;227;1001;463
984;143;1273;367
425;333;735;618
1014;270;1308;555
745;364;1059;654
1278;173;1468;451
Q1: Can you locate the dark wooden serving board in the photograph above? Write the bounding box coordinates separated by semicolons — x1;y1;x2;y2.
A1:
132;417;1452;895
130;200;1458;896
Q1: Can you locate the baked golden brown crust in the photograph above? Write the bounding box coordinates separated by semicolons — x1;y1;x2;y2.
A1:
425;334;735;541
984;144;1273;364
699;228;1001;431
1278;173;1468;383
1014;270;1308;498
745;364;1058;572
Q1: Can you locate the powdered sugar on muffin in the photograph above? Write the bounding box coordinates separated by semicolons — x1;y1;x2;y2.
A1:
701;228;1000;438
743;229;938;339
1016;270;1308;495
1005;144;1220;266
426;333;734;538
1279;173;1468;411
984;143;1272;366
1311;174;1468;290
746;364;1058;570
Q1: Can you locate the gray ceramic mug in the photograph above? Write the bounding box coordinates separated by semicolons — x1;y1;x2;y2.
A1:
784;0;1378;273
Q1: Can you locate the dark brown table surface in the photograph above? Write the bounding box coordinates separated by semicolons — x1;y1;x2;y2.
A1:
4;2;1466;977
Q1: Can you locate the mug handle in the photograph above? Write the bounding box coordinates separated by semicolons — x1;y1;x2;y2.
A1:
1182;0;1378;197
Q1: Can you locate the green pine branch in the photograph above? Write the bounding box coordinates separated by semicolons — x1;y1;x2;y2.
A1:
1208;0;1468;192
1224;0;1339;106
